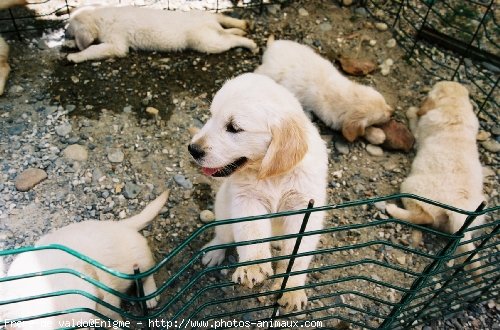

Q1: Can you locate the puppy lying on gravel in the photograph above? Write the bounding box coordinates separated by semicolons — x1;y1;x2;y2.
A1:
0;0;27;95
65;5;258;63
0;191;169;329
255;38;393;142
386;81;485;277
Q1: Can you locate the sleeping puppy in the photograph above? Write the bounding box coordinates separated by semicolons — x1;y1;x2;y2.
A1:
0;0;27;95
385;81;484;277
255;38;393;142
0;191;169;329
65;5;258;63
188;73;328;312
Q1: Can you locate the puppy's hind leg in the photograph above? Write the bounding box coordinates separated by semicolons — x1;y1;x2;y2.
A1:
386;203;434;248
215;14;248;30
189;29;258;54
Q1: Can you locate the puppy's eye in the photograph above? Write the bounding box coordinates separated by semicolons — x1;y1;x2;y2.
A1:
226;121;243;133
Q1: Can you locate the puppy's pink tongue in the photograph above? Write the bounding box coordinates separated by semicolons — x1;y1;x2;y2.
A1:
202;167;220;176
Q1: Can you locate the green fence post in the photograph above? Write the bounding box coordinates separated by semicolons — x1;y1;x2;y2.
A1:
378;203;485;329
134;266;150;330
268;200;315;328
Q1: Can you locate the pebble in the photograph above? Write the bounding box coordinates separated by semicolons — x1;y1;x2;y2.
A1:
476;130;491;141
319;22;332;32
123;105;133;113
200;210;215;223
266;4;280;15
63;144;88;161
335;141;349;155
374;201;386;212
55;122;72;137
173;174;193;189
386;38;397;48
369;39;377;46
481;140;500;153
379;58;394;76
483;167;495;178
298;8;309;16
123;182;142;199
366;144;384;156
146;107;159;116
108;148;125;163
9;85;24;96
375;22;389;31
354;7;367;16
15;168;48;192
342;0;353;5
491;125;500;136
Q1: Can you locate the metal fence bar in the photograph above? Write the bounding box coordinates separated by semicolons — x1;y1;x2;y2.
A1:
268;199;314;326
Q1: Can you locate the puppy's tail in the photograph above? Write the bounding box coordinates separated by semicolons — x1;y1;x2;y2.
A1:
267;34;275;47
121;190;170;231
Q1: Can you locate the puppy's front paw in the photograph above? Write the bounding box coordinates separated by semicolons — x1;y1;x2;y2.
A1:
406;106;419;120
278;289;308;313
385;203;398;217
146;295;159;309
232;263;273;289
67;53;82;63
202;249;226;267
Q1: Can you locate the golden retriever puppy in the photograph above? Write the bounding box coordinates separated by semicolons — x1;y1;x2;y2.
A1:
188;73;328;312
386;81;484;276
0;0;27;95
255;39;393;142
65;6;258;63
0;191;169;329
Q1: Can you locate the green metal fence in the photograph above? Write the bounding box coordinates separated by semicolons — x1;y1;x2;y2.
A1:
1;194;498;329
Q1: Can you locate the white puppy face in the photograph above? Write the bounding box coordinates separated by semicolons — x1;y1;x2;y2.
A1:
189;73;308;179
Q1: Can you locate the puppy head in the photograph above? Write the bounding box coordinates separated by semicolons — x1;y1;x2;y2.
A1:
66;7;99;50
342;85;393;142
417;81;477;131
189;73;308;180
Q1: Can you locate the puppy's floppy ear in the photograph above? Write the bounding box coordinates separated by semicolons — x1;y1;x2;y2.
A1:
75;28;96;50
417;97;436;116
258;116;308;179
342;117;366;142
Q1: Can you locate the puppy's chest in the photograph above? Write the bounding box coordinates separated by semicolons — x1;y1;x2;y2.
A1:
233;183;306;213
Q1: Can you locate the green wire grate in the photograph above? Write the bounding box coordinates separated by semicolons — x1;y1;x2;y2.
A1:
1;194;498;329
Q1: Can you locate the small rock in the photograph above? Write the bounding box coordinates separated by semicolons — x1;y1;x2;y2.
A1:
476;130;491;141
63;144;88;161
354;7;367;16
15;168;48;192
9;85;24;96
491;125;500;136
123;105;133;113
332;170;343;179
338;57;377;76
481;140;500;153
200;210;215;223
396;255;406;265
366;144;384;156
298;8;309;16
108;149;125;163
342;0;353;5
483;167;495;178
374;201;386;212
386;38;397;48
173;174;193;189
146;107;159;116
123;182;142;199
319;22;332;32
369;39;377;46
379;58;394;76
379;119;415;152
55;122;72;137
335;141;349;155
70;76;79;84
266;4;280;15
375;22;388;31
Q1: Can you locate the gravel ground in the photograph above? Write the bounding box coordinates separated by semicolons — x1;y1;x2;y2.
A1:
0;0;499;329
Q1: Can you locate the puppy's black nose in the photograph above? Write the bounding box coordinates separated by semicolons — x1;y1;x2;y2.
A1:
188;143;205;160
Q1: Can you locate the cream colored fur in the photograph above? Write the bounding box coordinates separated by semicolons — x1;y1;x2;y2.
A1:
189;73;328;313
385;81;485;278
0;0;26;95
0;191;169;329
66;6;258;63
255;39;393;142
